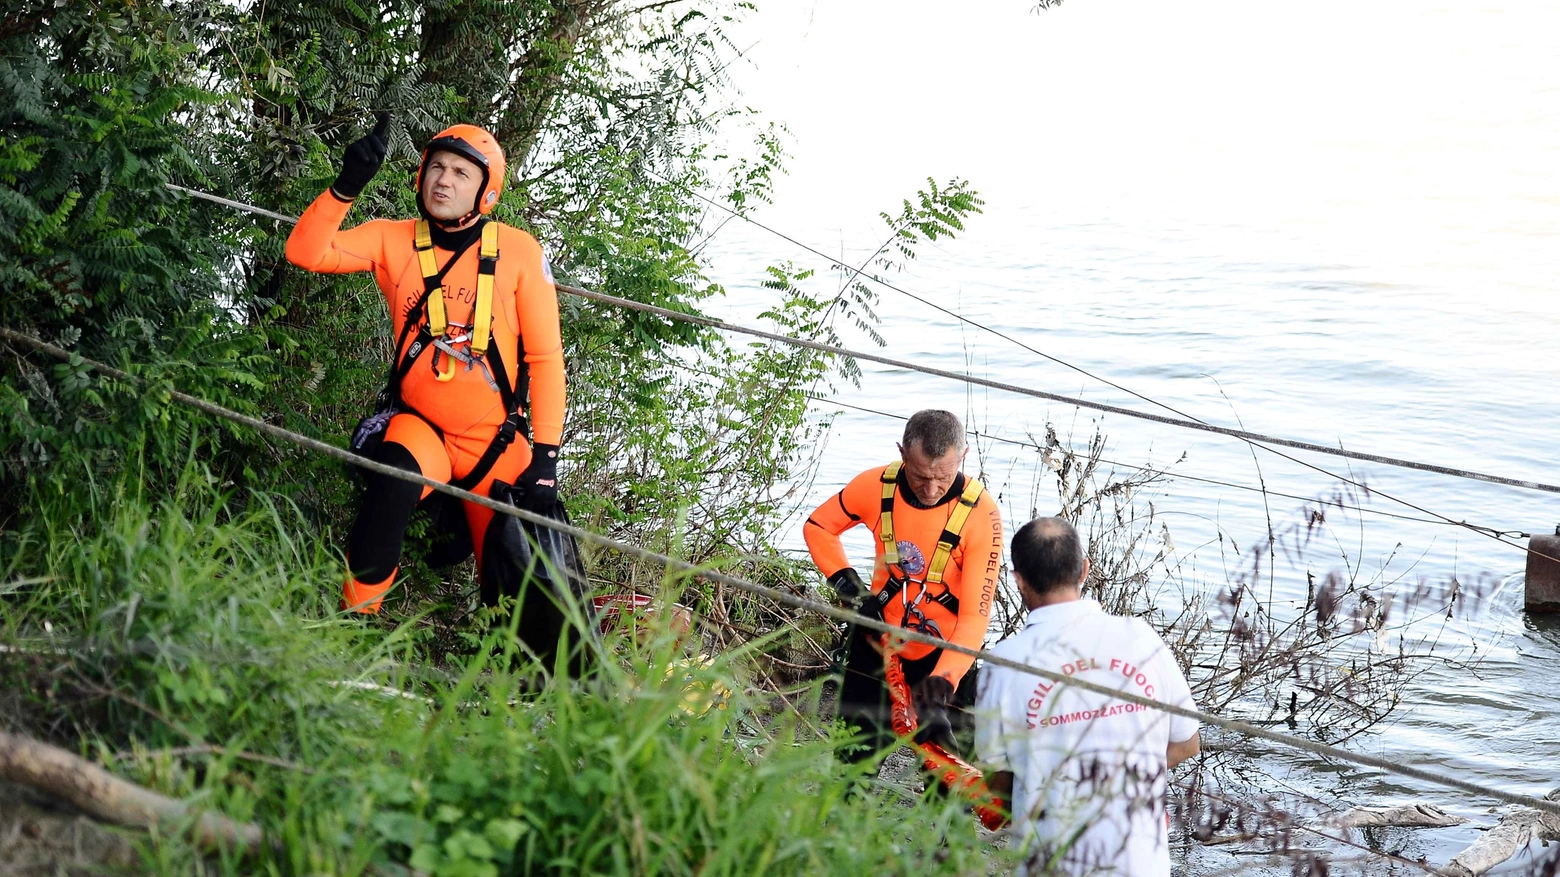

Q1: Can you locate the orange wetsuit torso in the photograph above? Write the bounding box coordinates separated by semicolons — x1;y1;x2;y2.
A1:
284;190;565;457
804;464;1004;684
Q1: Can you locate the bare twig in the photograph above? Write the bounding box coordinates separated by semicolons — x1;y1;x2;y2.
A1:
112;744;312;775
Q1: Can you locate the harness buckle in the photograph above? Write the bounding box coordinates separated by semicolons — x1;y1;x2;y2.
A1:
471;353;500;391
496;415;518;447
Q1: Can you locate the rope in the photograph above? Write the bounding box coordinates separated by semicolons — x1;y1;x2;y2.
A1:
645;175;1560;506
5;325;1558;820
160;174;1560;557
576;281;1560;564
159;181;1558;566
165;183;298;224
615;177;1560;555
674;349;1539;559
160;182;1560;497
558;282;1560;499
649;167;1209;425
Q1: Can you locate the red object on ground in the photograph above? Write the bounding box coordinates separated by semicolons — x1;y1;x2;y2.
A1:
882;644;1009;831
592;593;695;646
592;593;655;633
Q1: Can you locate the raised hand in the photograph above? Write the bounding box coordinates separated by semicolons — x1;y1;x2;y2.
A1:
331;111;391;200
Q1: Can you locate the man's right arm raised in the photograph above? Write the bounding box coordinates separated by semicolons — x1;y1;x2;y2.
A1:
284;191;387;275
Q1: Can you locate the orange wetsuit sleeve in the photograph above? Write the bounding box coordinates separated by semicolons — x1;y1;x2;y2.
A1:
803;468;882;578
931;493;1004;685
283;190;389;274
513;235;565;446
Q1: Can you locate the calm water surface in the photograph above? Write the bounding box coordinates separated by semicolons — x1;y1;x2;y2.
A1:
695;3;1560;867
705;206;1560;870
695;0;1560;861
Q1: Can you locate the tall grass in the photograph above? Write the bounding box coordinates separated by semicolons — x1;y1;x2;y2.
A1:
0;461;1013;875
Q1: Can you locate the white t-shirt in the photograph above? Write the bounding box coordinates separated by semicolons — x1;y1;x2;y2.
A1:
975;599;1198;877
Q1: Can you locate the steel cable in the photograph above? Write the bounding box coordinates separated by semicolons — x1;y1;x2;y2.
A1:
162;182;1560;496
618;178;1557;550
557;281;1558;564
160;181;1557;560
158;181;1556;571
5;325;1558;819
803;393;1528;538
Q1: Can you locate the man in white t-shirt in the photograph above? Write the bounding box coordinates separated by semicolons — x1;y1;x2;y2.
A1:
975;517;1199;876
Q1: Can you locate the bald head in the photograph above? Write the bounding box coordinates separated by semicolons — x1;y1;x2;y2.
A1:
1011;516;1086;598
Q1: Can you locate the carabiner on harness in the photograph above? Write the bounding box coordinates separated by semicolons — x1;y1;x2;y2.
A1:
897;574;945;641
901;601;944;640
430;338;466;382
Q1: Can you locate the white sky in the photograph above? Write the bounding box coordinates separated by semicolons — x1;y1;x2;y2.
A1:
723;0;1560;287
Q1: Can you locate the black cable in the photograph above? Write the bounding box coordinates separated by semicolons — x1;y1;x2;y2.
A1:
634;176;1552;543
7;324;1559;819
805;392;1527;538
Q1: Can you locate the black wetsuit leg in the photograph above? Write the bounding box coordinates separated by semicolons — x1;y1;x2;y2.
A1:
836;624;944;766
346;441;424;584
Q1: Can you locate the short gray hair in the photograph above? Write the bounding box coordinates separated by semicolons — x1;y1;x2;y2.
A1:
902;409;965;458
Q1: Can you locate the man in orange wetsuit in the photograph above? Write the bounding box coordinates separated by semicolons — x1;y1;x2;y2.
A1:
285;115;565;614
804;409;1004;768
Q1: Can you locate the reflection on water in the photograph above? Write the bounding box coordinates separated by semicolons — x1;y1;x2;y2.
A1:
1522;612;1560;651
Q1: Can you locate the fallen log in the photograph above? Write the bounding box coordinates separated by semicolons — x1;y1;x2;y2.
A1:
0;731;265;854
1329;804;1466;829
1440;791;1560;877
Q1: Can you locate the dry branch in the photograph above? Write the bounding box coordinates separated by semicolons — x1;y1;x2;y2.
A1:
0;730;264;854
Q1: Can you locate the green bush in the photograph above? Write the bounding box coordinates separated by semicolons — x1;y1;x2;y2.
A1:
360;652;1002;876
0;466;1011;876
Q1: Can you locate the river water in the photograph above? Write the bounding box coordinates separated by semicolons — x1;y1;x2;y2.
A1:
699;1;1560;871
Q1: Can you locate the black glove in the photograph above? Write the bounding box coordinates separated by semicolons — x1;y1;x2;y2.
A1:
912;675;957;750
516;443;559;512
331;112;390;201
856;585;885;621
827;568;865;604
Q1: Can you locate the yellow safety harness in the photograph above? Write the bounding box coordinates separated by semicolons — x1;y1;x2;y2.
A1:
871;460;984;617
373;219;525;492
415;219;500;381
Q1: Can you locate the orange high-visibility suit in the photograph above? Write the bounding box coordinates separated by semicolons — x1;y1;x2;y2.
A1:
805;463;1003;760
285;190;565;610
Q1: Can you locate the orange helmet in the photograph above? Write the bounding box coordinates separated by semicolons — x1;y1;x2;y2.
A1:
415;123;506;222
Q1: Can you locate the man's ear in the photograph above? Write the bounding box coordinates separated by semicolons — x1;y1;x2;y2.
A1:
1078;557;1091;588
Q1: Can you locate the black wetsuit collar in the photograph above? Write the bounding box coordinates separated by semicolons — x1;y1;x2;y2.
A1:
428;217;485;252
897;471;966;510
